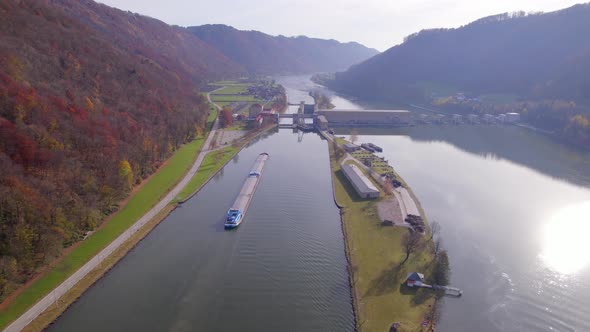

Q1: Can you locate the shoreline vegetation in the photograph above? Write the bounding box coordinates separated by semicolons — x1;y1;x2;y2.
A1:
0;136;207;330
324;132;445;332
1;80;286;331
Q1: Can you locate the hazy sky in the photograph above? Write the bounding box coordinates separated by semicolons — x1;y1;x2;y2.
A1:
97;0;582;51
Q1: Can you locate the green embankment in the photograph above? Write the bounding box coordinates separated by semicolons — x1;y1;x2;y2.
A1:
207;106;218;130
210;94;260;103
211;85;248;95
0;137;206;329
328;142;436;332
210;81;262;105
175;146;239;202
210;80;249;86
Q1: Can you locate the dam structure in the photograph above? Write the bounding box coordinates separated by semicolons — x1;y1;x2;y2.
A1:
224;153;269;229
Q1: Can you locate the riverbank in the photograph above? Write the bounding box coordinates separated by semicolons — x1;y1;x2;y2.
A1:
21;203;176;332
0;82;279;331
22;122;279;331
0;135;209;331
326;136;438;332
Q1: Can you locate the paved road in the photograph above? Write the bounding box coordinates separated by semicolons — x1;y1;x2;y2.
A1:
3;91;223;332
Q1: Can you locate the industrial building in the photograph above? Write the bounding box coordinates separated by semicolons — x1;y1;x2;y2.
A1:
317;109;411;127
343;143;360;152
341;163;380;199
316;115;328;130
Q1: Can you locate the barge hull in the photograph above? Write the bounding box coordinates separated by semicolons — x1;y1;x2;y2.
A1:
225;153;269;228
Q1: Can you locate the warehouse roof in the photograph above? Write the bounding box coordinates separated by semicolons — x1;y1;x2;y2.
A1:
341;163;380;195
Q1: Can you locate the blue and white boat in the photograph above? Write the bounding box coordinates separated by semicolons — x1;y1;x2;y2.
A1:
225;209;243;228
224;153;269;230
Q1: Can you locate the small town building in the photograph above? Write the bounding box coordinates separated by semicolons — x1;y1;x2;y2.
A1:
248;103;263;119
343;143;360;152
341;163;380;199
505;112;520;123
406;272;425;287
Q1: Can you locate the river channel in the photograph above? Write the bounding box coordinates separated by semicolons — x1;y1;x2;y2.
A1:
282;75;590;331
49;75;590;332
48;80;355;331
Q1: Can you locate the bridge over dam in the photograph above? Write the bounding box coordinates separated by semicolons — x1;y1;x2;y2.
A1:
279;99;413;129
278;108;412;129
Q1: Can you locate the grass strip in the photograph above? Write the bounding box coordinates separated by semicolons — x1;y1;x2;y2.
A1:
210;95;261;102
211;85;248;95
0;137;205;329
175;146;239;202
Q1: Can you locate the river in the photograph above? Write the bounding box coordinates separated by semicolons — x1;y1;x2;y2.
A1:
278;75;590;331
48;82;355;331
49;76;590;332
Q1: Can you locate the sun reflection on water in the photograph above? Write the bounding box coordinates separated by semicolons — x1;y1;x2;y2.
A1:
541;201;590;275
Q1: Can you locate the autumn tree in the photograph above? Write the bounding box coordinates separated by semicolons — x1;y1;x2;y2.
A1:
0;0;234;300
401;230;422;264
119;160;133;191
220;107;233;128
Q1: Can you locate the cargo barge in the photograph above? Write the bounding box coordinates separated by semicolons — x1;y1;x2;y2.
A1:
225;153;269;229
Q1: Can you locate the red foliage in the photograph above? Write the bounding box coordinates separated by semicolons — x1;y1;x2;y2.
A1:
220;108;234;128
0;0;242;291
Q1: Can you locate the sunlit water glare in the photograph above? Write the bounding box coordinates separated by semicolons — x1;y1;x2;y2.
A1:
541;201;590;275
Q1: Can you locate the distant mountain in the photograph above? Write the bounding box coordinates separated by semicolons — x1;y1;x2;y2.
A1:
188;24;379;74
327;4;590;104
0;0;242;294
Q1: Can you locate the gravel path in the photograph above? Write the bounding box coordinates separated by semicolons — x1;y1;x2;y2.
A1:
377;198;406;226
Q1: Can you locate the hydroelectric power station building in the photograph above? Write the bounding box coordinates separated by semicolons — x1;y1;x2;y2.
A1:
316;109;411;127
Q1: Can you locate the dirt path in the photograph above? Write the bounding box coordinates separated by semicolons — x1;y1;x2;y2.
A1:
3;91;222;332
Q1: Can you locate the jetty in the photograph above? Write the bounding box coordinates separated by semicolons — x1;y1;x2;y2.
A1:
406;272;462;297
225;153;269;229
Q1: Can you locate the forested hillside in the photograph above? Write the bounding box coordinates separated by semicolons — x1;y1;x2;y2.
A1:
188;24;379;74
326;4;590;148
0;0;241;297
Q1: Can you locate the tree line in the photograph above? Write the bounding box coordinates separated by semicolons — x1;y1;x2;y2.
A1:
0;0;221;299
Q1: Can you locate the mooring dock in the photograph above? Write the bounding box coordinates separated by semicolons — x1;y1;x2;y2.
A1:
432;285;463;297
406;272;463;297
225;153;269;228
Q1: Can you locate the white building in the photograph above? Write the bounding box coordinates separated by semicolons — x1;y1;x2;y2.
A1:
505;112;520;123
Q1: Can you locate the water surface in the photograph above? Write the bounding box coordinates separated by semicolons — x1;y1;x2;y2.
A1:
341;125;590;331
49;95;355;331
